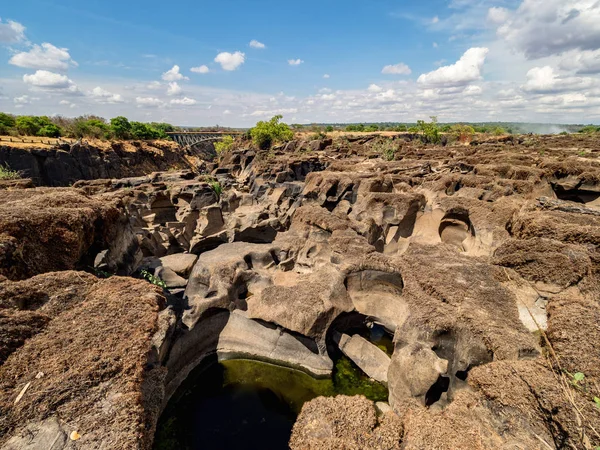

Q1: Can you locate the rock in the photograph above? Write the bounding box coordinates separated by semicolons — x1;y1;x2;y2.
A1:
0;277;174;449
159;253;198;277
0;188;141;280
388;342;448;406
290;395;403;450
155;266;187;288
337;333;391;384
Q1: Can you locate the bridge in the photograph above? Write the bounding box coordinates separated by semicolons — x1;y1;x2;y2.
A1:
167;131;243;148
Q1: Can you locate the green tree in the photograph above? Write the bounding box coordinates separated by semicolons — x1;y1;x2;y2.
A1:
0;113;16;134
416;116;440;144
325;125;334;132
249;115;294;149
451;124;475;143
110;116;132;139
37;123;62;138
214;135;235;155
130;121;161;140
365;124;379;132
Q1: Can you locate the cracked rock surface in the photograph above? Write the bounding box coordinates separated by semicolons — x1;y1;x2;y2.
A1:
1;134;600;449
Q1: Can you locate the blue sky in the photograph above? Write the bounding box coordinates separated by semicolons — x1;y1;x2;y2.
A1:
1;0;600;126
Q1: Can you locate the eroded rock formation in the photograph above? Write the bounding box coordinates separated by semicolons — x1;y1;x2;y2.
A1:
1;133;600;449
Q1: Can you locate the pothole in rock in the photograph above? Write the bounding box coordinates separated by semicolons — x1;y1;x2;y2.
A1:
553;184;600;207
154;356;388;450
438;210;475;250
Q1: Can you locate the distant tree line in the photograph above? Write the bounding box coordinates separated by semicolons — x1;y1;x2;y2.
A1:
295;121;596;135
0;112;175;140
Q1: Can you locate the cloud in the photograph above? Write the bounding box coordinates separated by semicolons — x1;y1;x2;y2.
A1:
136;97;164;107
223;109;232;115
417;47;488;86
288;59;304;66
323;74;330;79
381;62;412;75
495;0;600;59
249;40;266;49
560;49;600;75
166;81;182;96
367;84;383;93
161;65;189;81
170;97;197;106
214;51;245;71
23;70;73;88
431;16;440;24
89;86;124;103
147;81;162;89
9;43;77;71
249;108;298;117
0;18;25;43
433;42;439;48
464;85;483;95
191;65;209;74
59;99;77;108
521;65;596;93
487;7;509;24
14;95;34;105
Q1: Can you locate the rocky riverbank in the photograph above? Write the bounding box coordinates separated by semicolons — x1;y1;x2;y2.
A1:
1;133;599;449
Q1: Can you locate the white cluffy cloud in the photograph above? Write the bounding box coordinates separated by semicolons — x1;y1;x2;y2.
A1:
249;40;266;49
136;97;164;107
161;65;189;81
23;70;72;88
0;18;25;43
9;43;77;71
418;47;488;86
323;74;330;79
89;86;124;103
191;65;210;74
494;0;600;59
522;66;595;93
381;62;412;75
170;97;197;106
560;49;600;75
215;51;245;71
14;95;35;105
288;59;304;66
166;81;182;96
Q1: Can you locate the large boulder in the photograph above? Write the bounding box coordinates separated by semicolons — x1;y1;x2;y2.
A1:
0;188;141;280
0;276;175;449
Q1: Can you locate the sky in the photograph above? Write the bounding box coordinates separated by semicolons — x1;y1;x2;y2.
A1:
1;0;600;126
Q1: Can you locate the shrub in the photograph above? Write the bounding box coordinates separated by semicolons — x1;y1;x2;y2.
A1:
451;124;475;144
0;164;21;180
37;123;62;138
140;269;167;289
209;181;223;197
345;124;365;132
325;125;334;132
130;121;162;140
493;127;507;136
0;113;15;134
580;125;599;134
249;115;294;150
373;139;397;161
110;116;132;139
416;116;440;144
15;115;54;136
365;124;379;132
214;135;235;155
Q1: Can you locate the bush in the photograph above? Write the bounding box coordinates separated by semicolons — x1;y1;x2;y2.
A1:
110;116;132;139
37;123;62;138
416;116;440;144
325;125;334;132
15;115;54;136
365;124;379;132
214;135;235;155
71;118;110;139
0;164;21;180
451;124;475;144
0;113;15;135
493;127;507;136
345;124;365;132
249;115;294;150
580;125;599;134
130;121;162;140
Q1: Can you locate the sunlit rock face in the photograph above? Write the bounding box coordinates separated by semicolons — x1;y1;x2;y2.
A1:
1;134;599;449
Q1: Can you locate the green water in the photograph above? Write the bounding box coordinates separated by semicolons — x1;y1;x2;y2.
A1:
154;356;388;450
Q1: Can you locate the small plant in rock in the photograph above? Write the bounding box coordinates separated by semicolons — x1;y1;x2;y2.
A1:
209;181;223;197
140;269;167;289
0;164;21;180
214;135;235;155
372;138;398;161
